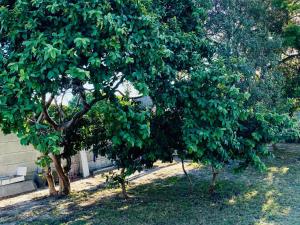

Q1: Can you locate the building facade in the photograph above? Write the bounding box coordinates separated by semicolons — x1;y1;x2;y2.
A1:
0;133;39;177
0;132;112;179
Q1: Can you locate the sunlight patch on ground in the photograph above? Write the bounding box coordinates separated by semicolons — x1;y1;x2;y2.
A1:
243;190;258;200
265;166;290;184
261;189;291;219
255;220;276;225
268;166;289;174
228;196;236;205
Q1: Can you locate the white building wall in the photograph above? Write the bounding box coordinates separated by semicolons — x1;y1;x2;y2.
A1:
0;132;112;179
0;133;39;177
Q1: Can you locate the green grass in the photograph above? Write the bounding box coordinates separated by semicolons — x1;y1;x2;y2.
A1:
1;144;300;225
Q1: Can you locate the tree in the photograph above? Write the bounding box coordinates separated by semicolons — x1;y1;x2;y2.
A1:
78;97;153;198
149;59;298;192
1;0;298;198
205;0;293;112
275;0;300;113
0;0;168;195
146;0;298;192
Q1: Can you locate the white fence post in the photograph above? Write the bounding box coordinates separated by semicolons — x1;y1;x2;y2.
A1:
79;151;90;178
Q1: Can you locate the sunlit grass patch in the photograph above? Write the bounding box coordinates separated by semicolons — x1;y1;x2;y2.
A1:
1;144;300;225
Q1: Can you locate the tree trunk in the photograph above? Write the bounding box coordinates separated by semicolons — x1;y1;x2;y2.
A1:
44;167;58;196
272;143;278;151
181;159;193;192
58;177;64;194
120;168;129;199
209;166;218;194
51;154;71;195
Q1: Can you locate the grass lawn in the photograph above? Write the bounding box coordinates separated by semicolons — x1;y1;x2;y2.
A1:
0;144;300;225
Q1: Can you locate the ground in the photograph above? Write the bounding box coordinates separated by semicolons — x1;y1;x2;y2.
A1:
0;144;300;225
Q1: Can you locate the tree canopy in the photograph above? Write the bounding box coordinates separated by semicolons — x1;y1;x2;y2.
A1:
0;0;168;195
0;0;299;197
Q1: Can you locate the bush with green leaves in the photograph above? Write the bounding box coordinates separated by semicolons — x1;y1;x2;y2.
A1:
149;61;299;192
75;97;153;198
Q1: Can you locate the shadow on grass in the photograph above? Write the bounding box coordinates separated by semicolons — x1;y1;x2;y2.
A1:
1;145;299;225
5;177;276;225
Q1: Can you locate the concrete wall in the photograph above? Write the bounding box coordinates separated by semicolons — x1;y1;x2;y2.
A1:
0;132;112;179
0;133;39;177
68;152;112;180
86;152;112;171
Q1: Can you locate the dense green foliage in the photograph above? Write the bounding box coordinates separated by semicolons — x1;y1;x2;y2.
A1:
206;0;290;112
0;0;167;194
0;0;298;197
278;0;300;111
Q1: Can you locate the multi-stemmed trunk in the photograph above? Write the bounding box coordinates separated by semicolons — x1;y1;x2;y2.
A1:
51;155;71;195
44;166;58;196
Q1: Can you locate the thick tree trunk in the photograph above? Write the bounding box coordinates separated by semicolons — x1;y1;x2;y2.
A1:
120;168;129;199
51;155;71;195
44;167;58;196
181;159;193;192
209;166;218;194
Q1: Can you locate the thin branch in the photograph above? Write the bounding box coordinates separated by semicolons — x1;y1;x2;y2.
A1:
60;90;66;110
78;87;89;109
111;75;126;91
54;97;65;122
69;94;81;116
115;90;126;97
37;94;55;124
57;76;126;131
181;158;193;192
60;93;107;130
280;53;300;64
42;94;59;130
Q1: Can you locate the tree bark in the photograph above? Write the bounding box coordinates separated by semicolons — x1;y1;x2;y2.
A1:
120;168;129;199
44;167;58;196
272;143;278;151
209;166;218;194
51;155;71;195
181;159;193;192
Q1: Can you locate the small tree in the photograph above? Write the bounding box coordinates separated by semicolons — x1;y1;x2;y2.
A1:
146;0;299;193
150;61;298;193
0;0;167;195
77;98;153;198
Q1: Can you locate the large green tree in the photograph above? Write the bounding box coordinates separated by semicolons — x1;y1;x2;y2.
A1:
205;0;291;111
0;0;298;198
276;0;300;113
146;0;298;192
0;0;168;195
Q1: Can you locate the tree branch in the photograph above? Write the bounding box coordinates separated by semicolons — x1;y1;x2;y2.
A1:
54;97;65;122
111;75;126;91
57;75;126;131
280;53;300;64
36;94;55;123
42;94;59;130
60;93;107;130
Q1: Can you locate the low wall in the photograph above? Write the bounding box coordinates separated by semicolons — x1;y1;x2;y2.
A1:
0;133;112;180
0;133;39;177
0;180;36;199
68;151;112;179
